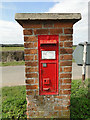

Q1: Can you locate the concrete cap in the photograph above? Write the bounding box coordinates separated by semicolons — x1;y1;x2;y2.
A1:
15;13;81;21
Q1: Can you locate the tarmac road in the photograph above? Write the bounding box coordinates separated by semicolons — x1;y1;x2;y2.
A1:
1;63;90;87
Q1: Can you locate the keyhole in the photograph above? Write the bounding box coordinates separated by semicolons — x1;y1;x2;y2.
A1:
45;80;46;82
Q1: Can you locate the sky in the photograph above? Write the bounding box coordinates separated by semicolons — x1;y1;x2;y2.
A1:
0;0;90;45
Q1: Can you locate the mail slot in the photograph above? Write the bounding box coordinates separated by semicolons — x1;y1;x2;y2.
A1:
38;35;59;95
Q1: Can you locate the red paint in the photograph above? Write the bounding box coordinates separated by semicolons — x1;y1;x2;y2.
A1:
38;35;59;95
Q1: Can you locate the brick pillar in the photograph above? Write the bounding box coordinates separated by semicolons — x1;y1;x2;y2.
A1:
15;13;81;118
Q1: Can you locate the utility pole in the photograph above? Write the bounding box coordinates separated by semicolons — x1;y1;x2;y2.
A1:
82;42;87;83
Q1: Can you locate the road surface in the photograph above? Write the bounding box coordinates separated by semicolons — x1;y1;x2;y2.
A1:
1;63;90;87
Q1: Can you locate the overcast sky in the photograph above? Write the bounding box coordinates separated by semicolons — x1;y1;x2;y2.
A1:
0;0;89;45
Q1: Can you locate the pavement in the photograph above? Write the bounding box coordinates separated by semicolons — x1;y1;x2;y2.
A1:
1;63;90;87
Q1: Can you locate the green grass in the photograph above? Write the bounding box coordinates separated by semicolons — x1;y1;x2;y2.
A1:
0;61;25;66
70;79;90;119
1;47;24;51
2;85;27;119
2;79;90;119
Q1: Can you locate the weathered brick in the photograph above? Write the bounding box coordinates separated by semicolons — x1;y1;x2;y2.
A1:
26;91;35;95
33;42;38;47
64;42;73;47
62;95;70;100
25;61;37;66
24;43;33;48
63;79;71;83
60;73;72;78
60;55;72;60
23;30;32;35
63;110;70;117
60;35;72;41
64;28;73;34
25;68;35;72
24;49;37;54
63;100;70;105
50;28;63;34
27;106;37;111
54;22;73;28
34;55;38;60
60;67;63;72
24;55;33;61
43;22;53;28
23;21;42;28
60;85;71;89
60;90;71;94
34;29;49;35
26;85;38;89
26;79;34;84
35;67;38;72
54;106;62;110
35;79;38;83
24;36;37;42
26;73;38;78
60;61;72;66
62;106;69;110
60;48;73;54
64;67;72;72
60;42;63;47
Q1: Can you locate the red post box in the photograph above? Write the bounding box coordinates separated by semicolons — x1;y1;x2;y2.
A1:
38;35;59;95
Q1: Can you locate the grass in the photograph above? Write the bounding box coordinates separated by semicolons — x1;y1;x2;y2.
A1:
2;79;89;119
1;47;24;51
0;61;25;66
2;85;27;119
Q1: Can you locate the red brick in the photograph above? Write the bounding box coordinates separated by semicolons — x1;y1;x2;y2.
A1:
62;101;70;106
24;36;37;42
23;30;32;35
43;23;53;28
60;85;71;89
24;49;37;54
24;55;33;61
23;21;42;28
60;35;72;41
35;67;38;72
62;106;69;110
60;55;72;60
35;79;38;83
60;42;63;47
26;91;35;95
24;43;33;48
64;28;73;34
63;79;71;83
60;48;73;54
26;73;38;78
64;67;72;72
60;61;72;66
63;90;71;94
34;29;49;35
25;68;35;72
64;42;73;47
26;79;34;84
54;22;73;28
26;85;38;89
50;29;63;34
34;55;38;60
60;73;72;78
60;67;63;72
62;95;70;99
33;42;37;47
25;61;37;66
54;106;62;110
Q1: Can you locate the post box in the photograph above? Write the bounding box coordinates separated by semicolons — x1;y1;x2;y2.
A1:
15;13;81;118
38;35;59;95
